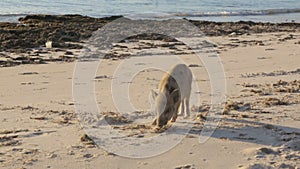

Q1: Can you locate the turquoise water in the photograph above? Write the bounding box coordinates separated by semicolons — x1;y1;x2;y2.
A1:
0;0;300;22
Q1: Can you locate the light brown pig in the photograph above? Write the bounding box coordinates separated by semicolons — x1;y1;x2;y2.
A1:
151;64;192;127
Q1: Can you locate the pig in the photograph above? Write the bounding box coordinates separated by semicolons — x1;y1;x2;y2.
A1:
151;64;192;127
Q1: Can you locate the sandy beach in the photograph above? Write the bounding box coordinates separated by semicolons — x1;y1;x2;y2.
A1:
0;15;299;169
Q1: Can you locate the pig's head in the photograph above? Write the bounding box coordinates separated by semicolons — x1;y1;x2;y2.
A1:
151;89;180;127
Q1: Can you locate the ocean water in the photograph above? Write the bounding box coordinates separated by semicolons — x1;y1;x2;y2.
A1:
0;0;300;22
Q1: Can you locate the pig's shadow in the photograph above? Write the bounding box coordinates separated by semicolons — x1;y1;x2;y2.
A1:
167;117;300;151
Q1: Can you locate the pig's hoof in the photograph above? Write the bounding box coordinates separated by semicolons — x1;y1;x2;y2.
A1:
152;126;163;133
171;117;177;122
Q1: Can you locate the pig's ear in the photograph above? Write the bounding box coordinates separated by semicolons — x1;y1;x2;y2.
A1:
170;89;180;103
151;89;158;99
149;89;158;105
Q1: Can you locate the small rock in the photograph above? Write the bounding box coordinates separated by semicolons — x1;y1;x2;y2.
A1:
257;56;267;60
240;114;250;118
45;41;53;48
280;135;293;142
19;72;38;75
94;75;109;79
67;151;75;155
30;116;47;120
22;105;38;110
80;134;95;145
65;51;73;55
244;164;271;169
238;103;251;111
278;163;295;169
188;64;201;67
264;124;275;130
255;155;266;159
174;164;193;169
83;153;93;158
104;151;116;156
136;134;144;138
259;147;278;154
229;32;237;37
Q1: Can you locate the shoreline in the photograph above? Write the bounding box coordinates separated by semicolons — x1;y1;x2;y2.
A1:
0;14;299;68
0;14;299;52
1;8;300;23
0;15;300;67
